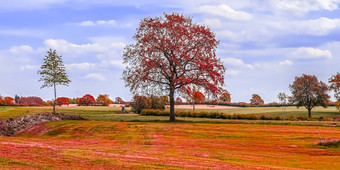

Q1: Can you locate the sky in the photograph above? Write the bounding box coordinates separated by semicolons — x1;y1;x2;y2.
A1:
0;0;339;103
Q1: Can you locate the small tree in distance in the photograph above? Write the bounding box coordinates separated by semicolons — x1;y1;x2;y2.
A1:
219;91;231;103
38;49;71;114
250;94;264;106
278;92;288;112
329;73;340;111
290;74;330;118
123;13;225;121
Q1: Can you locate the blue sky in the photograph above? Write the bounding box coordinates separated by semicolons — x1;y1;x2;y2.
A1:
0;0;339;102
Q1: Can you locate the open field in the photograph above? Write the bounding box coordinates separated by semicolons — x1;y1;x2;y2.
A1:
0;106;339;169
0;121;339;169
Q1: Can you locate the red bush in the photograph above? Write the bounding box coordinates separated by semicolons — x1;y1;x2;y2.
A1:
77;94;95;106
4;97;14;106
56;97;70;106
18;96;44;106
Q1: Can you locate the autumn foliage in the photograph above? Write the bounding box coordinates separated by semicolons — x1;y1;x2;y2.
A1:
96;94;113;106
56;97;69;106
131;95;152;114
77;94;95;106
123;13;225;121
115;97;125;104
18;96;44;106
290;74;330;118
175;97;183;105
250;94;264;106
220;91;231;103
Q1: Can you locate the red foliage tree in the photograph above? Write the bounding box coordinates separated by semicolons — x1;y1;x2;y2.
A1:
96;94;113;106
77;94;95;106
123;13;225;121
115;97;125;104
18;96;44;106
56;97;69;106
250;94;264;106
290;74;330;118
219;91;231;103
329;73;340;101
0;99;4;106
175;97;183;105
3;97;14;106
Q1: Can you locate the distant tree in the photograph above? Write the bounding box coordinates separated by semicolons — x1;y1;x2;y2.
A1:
175;97;183;105
186;90;205;111
14;95;20;103
329;73;340;101
149;95;166;110
3;97;14;106
18;96;44;106
96;94;113;106
278;92;288;112
219;91;231;103
115;97;125;104
130;95;151;114
250;94;264;106
122;13;225;122
290;74;330;118
161;96;169;105
68;98;77;104
56;97;69;106
78;94;95;106
38;49;71;114
0;99;4;106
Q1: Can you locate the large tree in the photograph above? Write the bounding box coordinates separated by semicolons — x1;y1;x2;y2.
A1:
329;73;340;101
38;49;71;114
289;74;330;118
123;13;225;121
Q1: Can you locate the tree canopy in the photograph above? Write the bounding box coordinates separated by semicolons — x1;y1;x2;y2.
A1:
38;49;71;114
290;74;330;118
123;13;225;121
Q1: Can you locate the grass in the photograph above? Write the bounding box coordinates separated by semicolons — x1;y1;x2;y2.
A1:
0;106;339;169
0;121;339;169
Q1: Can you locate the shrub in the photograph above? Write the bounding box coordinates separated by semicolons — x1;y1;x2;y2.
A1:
56;97;70;106
150;95;166;110
77;94;95;106
96;94;113;106
4;97;14;106
131;95;152;114
18;96;44;106
335;101;340;111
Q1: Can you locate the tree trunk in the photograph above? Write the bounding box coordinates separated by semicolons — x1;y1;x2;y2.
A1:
308;108;311;118
53;83;56;114
192;101;195;112
169;88;176;122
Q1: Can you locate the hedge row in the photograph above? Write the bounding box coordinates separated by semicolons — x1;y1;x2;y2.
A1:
140;109;334;121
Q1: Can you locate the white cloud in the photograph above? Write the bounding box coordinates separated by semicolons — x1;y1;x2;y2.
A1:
9;45;33;55
270;0;340;13
20;64;39;71
84;73;106;81
77;20;116;26
66;63;96;70
289;47;332;60
225;69;240;76
279;60;293;66
197;4;252;20
202;18;222;28
222;57;254;69
292;17;340;36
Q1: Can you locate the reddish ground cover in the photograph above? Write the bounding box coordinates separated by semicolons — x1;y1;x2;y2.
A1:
0;121;339;169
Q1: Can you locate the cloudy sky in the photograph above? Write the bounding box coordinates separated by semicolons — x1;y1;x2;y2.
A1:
0;0;339;102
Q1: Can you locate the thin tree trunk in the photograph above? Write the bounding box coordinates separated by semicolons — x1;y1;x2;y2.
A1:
169;89;176;122
308;108;311;118
192;101;195;112
53;83;56;114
